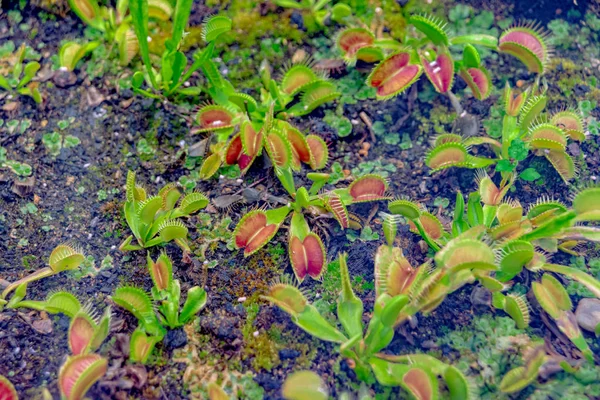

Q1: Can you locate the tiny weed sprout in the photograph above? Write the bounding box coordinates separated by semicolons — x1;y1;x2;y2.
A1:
129;0;232;99
425;83;584;182
0;147;33;178
337;14;550;101
119;171;209;253
234;174;389;282
0;244;85;307
0;44;42;104
263;253;473;397
111;252;207;363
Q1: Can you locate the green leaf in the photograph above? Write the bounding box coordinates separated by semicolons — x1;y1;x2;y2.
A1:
166;0;193;52
496;159;515;172
519;168;541;181
467;192;484;226
337;253;364;338
129;0;157;88
508;138;528;161
179;286;207;324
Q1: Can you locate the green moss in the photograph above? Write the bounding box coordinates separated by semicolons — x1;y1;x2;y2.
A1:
436;314;541;398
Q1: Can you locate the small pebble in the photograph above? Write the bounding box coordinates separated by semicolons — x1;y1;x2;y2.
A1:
237;297;247;303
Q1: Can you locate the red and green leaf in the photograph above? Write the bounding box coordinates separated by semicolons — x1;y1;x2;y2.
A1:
195;105;236;132
336;28;375;61
69;313;95;355
234;210;280;256
289;233;326;282
348;174;389;203
499;24;550;74
306;135;329;170
59;354;107;400
367;52;423;100
0;375;18;400
421;52;454;93
459;66;492;100
240;121;263;157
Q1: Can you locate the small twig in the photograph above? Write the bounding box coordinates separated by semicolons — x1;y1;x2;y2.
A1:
359;111;377;143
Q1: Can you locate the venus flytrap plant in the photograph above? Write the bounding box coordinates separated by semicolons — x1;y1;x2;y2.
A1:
337;15;550;101
66;0;173;67
0;44;42;104
196;103;330;180
390;175;600;341
375;213;498;326
111;252;207;363
3;288;110;400
234;173;389;282
425;83;585;182
119;171;209;253
195;57;339;179
263;253;473;398
129;0;232;99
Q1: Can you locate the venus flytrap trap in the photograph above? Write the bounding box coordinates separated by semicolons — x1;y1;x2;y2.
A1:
0;375;18;400
119;171;209;253
0;244;85;308
336;14;550;101
111;252;207;363
233;174;389;282
3;288;110;400
263;253;473;398
425;82;585;183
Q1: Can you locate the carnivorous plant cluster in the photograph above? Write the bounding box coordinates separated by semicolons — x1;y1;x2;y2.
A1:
111;252;207;363
387;173;600;367
337;15;552;100
195;56;340;179
264;253;474;398
234;173;389;282
119;171;209;253
425;83;585;182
